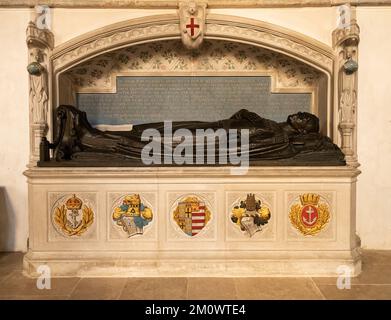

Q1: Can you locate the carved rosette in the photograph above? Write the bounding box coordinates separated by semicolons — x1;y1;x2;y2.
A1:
26;21;54;165
333;9;360;167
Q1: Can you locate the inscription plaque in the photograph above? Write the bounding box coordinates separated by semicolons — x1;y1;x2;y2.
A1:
77;76;311;125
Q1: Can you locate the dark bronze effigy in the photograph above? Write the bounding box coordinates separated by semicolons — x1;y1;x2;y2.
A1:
39;105;345;167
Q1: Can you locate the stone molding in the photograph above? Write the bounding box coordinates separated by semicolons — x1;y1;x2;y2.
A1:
24;166;361;180
2;0;391;8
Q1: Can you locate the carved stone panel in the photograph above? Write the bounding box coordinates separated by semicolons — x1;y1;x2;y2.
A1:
286;191;335;241
48;192;97;241
66;40;321;94
167;192;216;241
108;192;157;241
226;191;276;241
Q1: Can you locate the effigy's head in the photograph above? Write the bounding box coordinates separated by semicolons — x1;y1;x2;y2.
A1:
287;112;319;134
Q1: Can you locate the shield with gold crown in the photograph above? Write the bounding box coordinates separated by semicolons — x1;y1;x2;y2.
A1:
112;194;154;238
52;194;94;237
230;193;271;237
289;193;330;236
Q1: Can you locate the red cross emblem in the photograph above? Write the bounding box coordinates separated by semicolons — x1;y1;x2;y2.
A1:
186;17;200;37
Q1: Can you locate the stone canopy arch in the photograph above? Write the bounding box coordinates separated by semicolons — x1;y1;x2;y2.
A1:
50;14;336;136
51;14;334;75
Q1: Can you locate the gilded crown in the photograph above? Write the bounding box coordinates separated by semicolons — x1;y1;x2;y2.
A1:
124;194;141;206
300;193;320;206
66;194;83;210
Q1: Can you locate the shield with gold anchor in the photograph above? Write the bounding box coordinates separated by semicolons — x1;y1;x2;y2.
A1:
52;194;94;237
289;193;330;236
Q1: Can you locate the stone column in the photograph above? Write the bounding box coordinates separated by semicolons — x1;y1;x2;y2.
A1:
333;8;360;167
26;21;54;166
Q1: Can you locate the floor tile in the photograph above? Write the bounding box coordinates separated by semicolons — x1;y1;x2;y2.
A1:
0;250;390;300
362;250;391;265
69;278;126;300
120;278;187;300
187;278;237;300
0;266;15;284
0;252;23;270
235;278;324;300
312;263;391;285
0;272;80;297
317;284;391;300
0;295;69;300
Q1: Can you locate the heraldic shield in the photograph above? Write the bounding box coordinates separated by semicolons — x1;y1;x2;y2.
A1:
172;195;212;237
112;194;153;238
230;193;271;237
179;1;206;49
289;193;331;236
52;194;94;237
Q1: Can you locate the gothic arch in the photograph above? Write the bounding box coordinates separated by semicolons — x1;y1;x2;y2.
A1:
49;14;336;139
51;14;334;74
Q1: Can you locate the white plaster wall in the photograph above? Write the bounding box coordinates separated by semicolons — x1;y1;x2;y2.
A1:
0;7;390;251
0;9;30;252
356;7;391;249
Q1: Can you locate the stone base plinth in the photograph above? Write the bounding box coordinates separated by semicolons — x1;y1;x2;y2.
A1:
24;166;361;277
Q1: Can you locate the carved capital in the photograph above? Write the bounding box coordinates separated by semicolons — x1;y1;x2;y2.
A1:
332;21;360;49
26;21;54;50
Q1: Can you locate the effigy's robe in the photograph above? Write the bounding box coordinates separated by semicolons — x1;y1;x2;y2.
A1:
40;105;345;166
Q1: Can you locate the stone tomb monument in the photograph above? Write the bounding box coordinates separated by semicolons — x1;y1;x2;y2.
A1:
23;9;361;277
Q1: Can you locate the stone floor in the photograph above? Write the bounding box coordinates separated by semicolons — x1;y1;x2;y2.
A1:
0;250;390;300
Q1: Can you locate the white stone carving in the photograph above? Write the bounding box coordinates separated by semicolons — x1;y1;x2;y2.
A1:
29;48;49;124
0;0;390;8
26;21;54;165
178;1;207;50
51;15;333;75
333;7;360;167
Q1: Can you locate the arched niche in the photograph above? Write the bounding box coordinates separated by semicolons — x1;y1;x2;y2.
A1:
50;14;335;138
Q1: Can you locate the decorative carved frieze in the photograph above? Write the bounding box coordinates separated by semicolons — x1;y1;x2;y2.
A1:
52;22;180;72
51;15;334;75
2;0;391;8
65;40;322;96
